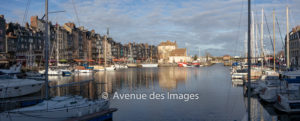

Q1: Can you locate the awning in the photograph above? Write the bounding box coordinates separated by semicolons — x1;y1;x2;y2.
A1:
59;59;67;62
49;59;56;63
74;59;83;62
87;59;95;62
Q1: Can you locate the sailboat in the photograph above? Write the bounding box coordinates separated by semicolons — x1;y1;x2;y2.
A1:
127;44;137;68
274;6;300;113
0;77;44;98
0;1;109;120
139;45;158;68
0;63;22;74
103;35;115;71
38;24;72;76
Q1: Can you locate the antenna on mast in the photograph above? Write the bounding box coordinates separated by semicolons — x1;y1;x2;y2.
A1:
107;28;109;37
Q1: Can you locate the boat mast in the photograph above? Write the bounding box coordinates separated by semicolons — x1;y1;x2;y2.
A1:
99;36;101;66
198;47;200;59
245;32;247;58
56;25;59;66
251;11;255;63
104;35;107;70
260;8;264;68
273;10;276;71
255;23;259;63
286;6;290;69
247;0;251;121
45;0;49;99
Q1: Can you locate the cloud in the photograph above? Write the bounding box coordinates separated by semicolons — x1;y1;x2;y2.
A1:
1;0;299;56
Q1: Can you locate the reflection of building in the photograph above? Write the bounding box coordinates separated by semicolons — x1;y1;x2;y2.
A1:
158;40;189;63
158;68;187;90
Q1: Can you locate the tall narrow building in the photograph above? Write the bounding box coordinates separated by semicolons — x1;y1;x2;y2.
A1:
0;15;6;53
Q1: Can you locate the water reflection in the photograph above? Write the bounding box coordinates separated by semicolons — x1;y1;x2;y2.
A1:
44;64;247;120
158;67;187;90
4;64;300;120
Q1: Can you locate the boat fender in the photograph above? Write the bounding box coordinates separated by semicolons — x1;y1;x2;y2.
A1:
277;95;281;103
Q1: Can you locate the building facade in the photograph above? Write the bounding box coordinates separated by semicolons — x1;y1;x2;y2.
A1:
1;15;159;66
288;25;300;67
158;40;188;63
0;15;6;53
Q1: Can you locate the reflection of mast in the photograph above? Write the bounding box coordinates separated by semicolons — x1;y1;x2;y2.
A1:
260;105;264;121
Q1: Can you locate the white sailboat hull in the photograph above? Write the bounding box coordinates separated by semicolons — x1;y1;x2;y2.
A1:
105;66;116;71
140;64;158;68
231;73;245;79
0;79;44;98
39;69;72;75
74;69;93;73
0;96;109;121
114;64;128;69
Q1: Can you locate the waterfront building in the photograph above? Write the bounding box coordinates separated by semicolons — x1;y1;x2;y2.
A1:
93;33;102;62
168;48;190;63
104;37;113;64
1;15;158;66
158;40;177;63
287;25;300;67
5;22;44;66
158;40;188;63
55;24;72;61
86;30;98;62
0;15;6;53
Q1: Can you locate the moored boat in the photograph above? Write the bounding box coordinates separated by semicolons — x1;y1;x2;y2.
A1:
0;63;22;74
139;63;158;68
0;78;44;98
274;70;300;113
127;63;137;68
0;96;109;121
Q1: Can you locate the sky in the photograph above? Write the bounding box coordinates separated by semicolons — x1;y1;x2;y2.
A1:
0;0;299;56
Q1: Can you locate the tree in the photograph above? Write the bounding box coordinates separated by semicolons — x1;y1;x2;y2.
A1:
193;54;198;60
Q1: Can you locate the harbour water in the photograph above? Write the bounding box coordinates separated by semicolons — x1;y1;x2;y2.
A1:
2;63;300;121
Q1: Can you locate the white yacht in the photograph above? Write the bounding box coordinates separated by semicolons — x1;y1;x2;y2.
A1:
0;78;44;98
140;63;158;68
0;63;22;74
74;69;93;73
231;69;247;79
114;64;128;69
105;65;116;71
0;96;109;121
274;70;300;113
253;74;280;95
39;68;72;76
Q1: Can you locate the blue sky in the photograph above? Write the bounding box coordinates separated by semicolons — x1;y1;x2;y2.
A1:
0;0;299;56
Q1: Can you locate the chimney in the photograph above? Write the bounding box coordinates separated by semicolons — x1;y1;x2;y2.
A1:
30;16;38;29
